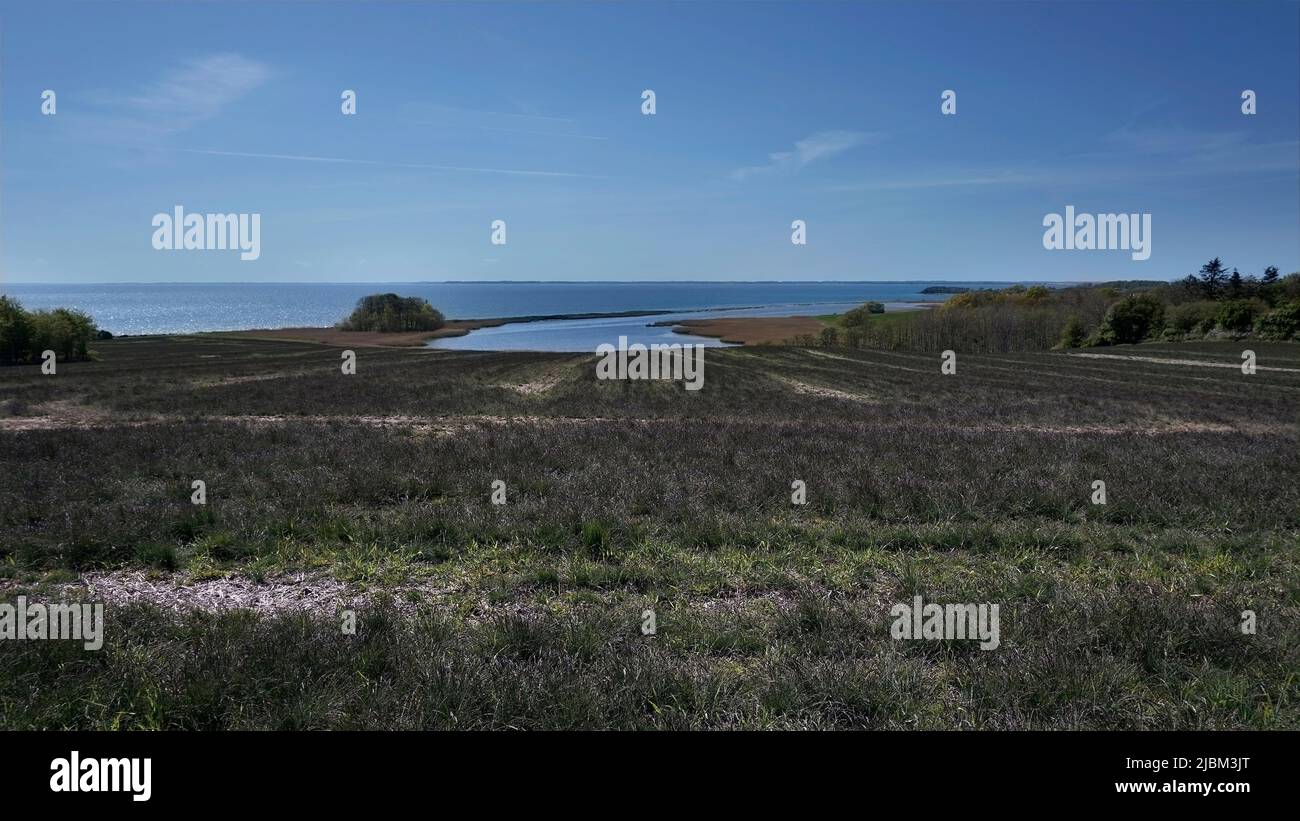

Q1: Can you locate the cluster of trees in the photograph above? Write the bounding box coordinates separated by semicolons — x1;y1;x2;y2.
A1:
807;262;1300;353
1095;259;1300;345
338;294;446;333
0;297;100;365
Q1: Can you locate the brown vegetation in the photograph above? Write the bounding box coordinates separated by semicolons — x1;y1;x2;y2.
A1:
663;316;828;345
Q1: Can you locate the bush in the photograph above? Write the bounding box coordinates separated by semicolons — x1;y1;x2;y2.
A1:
818;326;839;347
1255;300;1300;340
1166;301;1218;335
1215;300;1264;334
1099;294;1164;345
339;294;446;333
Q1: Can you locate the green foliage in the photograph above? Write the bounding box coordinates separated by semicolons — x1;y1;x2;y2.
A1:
1056;314;1085;349
339;293;446;333
1198;257;1228;298
1255;300;1300;340
1215;299;1263;334
849;284;1112;353
0;297;32;363
1166;301;1219;335
1099;294;1164;344
0;298;97;365
840;301;885;330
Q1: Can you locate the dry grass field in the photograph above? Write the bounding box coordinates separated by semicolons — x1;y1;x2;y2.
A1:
0;335;1296;729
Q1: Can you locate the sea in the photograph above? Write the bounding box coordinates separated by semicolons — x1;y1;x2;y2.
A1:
0;281;1024;352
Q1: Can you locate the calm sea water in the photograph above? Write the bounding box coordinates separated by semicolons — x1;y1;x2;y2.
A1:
0;281;1020;351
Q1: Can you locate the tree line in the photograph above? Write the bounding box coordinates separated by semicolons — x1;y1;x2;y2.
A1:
808;262;1300;353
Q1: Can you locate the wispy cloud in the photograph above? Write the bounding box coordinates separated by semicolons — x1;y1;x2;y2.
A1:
71;53;271;143
122;53;272;124
732;130;879;180
137;146;597;178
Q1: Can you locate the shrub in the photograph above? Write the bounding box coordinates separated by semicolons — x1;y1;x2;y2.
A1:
818;326;839;347
1166;301;1218;335
1255;300;1300;340
339;294;446;333
1099;294;1164;345
1215;300;1263;334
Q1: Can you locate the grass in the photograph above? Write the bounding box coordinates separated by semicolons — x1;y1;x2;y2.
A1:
0;335;1297;728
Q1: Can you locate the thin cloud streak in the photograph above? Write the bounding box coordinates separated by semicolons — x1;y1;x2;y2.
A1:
732;130;880;180
131;146;599;178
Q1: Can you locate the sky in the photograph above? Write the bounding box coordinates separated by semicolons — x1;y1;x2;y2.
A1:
1;0;1298;284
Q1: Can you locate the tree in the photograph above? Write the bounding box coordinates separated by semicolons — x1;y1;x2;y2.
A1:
1198;257;1228;298
0;299;97;365
0;296;32;364
1021;285;1051;305
339;294;446;332
1100;294;1165;344
840;302;885;330
1228;268;1243;297
1262;265;1280;284
1057;314;1086;349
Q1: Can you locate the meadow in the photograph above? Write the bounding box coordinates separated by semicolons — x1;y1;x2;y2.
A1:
0;334;1297;729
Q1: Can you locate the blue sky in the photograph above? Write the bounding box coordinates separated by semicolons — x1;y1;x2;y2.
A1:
2;0;1297;283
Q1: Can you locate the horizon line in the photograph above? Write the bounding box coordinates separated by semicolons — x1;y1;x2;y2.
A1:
1;278;1162;286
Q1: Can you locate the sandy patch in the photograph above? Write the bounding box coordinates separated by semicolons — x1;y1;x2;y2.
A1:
0;570;458;616
778;377;874;403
